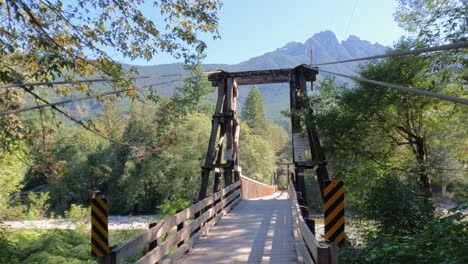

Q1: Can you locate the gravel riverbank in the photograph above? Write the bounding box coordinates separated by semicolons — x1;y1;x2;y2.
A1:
0;215;160;230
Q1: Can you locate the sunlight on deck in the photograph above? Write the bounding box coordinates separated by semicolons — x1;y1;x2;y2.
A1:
178;191;298;264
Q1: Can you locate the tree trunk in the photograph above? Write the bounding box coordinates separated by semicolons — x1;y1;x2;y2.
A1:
415;136;431;195
441;183;447;197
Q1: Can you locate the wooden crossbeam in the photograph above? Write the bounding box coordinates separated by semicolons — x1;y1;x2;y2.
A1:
207;65;318;86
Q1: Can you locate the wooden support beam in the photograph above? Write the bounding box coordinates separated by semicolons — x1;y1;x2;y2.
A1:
213;124;226;193
207;65;318;86
301;70;330;199
290;70;308;206
199;80;226;200
223;78;234;186
231;79;241;182
225;78;234;161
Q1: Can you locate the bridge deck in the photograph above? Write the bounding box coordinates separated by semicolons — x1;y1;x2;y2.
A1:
179;191;298;263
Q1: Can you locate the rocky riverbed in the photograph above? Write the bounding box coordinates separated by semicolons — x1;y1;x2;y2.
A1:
0;215;160;230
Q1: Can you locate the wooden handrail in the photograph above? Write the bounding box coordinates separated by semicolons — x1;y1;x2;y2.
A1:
110;181;241;263
240;175;274;188
288;179;333;264
240;175;278;199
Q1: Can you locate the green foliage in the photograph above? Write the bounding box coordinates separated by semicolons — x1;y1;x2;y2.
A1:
0;152;27;220
239;124;276;183
304;172;324;213
395;0;467;43
0;229;147;264
160;197;191;217
0;88;24;153
268;123;291;161
0;229;95;264
0;0;221;153
239;86;288;185
362;174;434;234
21;109;64;190
311;38;466;197
109;229;145;247
312;4;467;259
65;204;90;230
341;204;468;263
241;85;270;138
173;60;215;114
27;192;50;220
101;111;211;215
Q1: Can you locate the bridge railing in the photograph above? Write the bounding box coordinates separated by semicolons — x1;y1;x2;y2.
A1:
240;175;278;199
109;181;242;264
288;179;336;264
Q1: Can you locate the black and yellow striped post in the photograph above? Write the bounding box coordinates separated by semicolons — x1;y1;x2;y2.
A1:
91;193;109;257
323;180;345;244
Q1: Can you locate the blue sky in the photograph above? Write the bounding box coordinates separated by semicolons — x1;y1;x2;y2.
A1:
124;0;406;65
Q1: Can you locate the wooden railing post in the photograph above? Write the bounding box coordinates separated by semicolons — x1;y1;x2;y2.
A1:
299;205;309;218
177;219;184;248
317;247;331;264
330;244;338;264
148;221;161;264
148;222;158;251
305;218;315;236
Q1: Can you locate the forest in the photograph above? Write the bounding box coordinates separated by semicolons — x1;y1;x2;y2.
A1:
1;0;467;263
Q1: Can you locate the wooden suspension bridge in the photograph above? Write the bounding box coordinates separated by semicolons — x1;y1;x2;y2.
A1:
0;42;464;264
90;65;342;264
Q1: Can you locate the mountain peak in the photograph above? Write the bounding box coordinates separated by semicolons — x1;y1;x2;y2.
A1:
312;30;337;39
237;30;387;72
344;35;362;42
341;35;387;58
305;30;339;48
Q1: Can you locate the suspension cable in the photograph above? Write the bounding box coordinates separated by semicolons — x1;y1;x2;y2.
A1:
0;74;185;89
20;86;135;146
314;41;468;66
0;78;188;116
0;77;139;89
318;69;468;105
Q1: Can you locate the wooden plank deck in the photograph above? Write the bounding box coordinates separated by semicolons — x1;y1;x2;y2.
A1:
178;191;298;264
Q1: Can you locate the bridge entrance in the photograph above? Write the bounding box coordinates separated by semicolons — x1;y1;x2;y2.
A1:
103;65;340;264
200;65;331;205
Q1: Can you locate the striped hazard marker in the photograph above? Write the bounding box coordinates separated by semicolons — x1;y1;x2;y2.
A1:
91;196;109;257
323;180;345;244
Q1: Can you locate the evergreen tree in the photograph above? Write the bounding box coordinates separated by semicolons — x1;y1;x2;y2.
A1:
173;59;214;114
241;86;270;137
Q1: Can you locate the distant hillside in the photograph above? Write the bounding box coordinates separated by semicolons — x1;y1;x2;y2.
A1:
132;31;387;121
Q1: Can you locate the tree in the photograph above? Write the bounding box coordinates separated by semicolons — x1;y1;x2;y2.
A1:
0;152;28;220
394;0;467;44
105;112;211;214
173;59;215;114
0;0;221;82
241;85;270;137
0;0;222;152
311;37;467;199
239;124;276;183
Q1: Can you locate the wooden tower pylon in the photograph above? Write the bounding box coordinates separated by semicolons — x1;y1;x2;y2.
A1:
200;65;330;204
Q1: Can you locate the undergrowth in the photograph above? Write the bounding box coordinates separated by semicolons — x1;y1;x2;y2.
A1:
0;228;143;264
0;229;94;264
340;203;468;263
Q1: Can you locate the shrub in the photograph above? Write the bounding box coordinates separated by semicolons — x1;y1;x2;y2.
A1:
160;196;191;217
0;229;95;264
26;192;50;220
0;204;27;221
65;204;90;230
362;174;434;234
340;203;468;263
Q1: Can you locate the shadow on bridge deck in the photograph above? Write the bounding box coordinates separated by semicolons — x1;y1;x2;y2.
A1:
178;191;298;264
